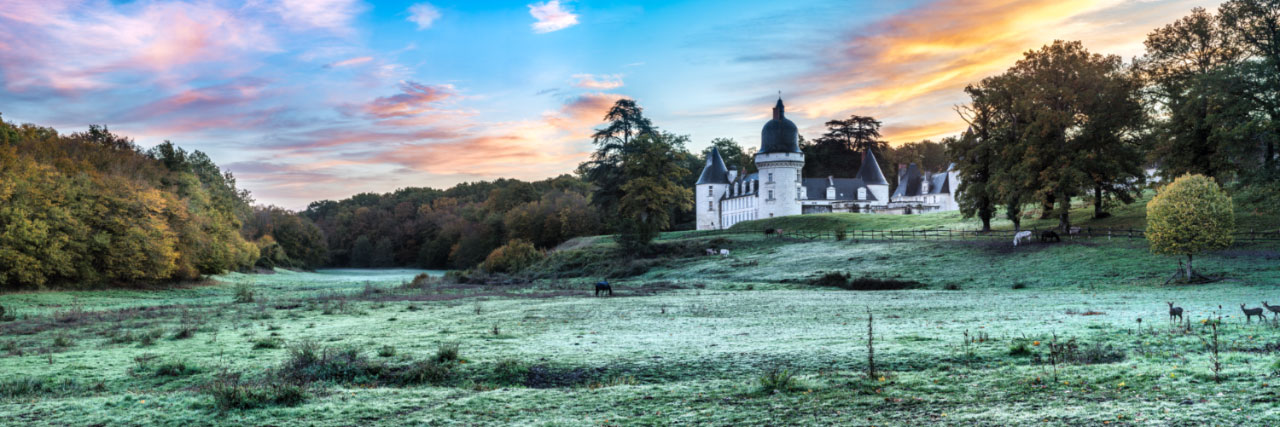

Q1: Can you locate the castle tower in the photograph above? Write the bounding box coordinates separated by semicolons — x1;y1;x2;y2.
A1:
857;149;889;205
696;147;731;230
754;98;804;218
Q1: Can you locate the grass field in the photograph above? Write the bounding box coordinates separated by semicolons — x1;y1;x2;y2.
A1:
3;220;1280;425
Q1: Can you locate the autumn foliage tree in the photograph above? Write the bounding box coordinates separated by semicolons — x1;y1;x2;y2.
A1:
1146;174;1235;280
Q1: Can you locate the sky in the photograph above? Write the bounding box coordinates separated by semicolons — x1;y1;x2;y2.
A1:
0;0;1219;209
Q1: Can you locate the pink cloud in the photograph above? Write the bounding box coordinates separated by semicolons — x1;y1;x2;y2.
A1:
545;92;624;132
572;73;624;90
528;1;578;33
359;81;459;119
0;1;274;93
326;56;374;68
271;0;365;34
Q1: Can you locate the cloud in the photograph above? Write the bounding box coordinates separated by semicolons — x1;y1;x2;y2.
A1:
272;0;365;34
407;3;442;30
359;81;458;119
880;121;963;144
325;56;374;68
0;1;274;93
571;73;623;89
528;1;578;33
545;92;624;132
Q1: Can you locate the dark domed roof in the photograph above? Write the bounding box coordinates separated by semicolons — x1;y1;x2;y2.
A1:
760;98;800;154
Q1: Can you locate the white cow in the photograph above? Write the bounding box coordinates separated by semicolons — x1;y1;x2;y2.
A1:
1013;231;1033;247
719;249;730;256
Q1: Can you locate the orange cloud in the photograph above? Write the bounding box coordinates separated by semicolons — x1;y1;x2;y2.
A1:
880;122;962;145
326;56;374;68
792;0;1214;142
545;92;624;133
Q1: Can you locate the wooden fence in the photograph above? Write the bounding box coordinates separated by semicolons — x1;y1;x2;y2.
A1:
703;227;1280;243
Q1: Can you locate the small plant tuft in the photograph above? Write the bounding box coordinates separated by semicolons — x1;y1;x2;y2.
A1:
759;366;799;393
435;342;460;363
234;282;255;304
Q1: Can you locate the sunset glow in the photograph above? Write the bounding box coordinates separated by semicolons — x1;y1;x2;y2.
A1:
0;0;1217;207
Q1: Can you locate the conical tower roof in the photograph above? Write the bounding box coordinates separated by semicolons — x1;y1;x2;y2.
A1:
696;147;731;185
856;149;887;186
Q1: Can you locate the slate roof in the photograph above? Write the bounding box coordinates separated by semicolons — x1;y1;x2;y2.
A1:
855;149;888;186
696;147;731;185
759;98;800;154
893;163;954;197
802;177;877;201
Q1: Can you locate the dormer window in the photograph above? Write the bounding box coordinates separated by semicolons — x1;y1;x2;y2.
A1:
921;181;929;194
826;186;835;200
857;188;867;200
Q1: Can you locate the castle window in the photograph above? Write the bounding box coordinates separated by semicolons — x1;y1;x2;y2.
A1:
768;190;773;200
767;172;773;183
857;188;866;200
708;201;713;211
707;187;712;196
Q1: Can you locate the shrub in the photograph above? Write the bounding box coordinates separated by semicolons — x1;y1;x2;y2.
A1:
1011;282;1027;289
252;337;283;349
1147;174;1235;279
377;345;396;358
138;329;163;347
0;377;79;399
279;341;376;384
234;282;255;304
834;229;847;241
1008;342;1031;356
758;366;799;393
808;272;925;291
154;360;202;377
435;342;460;363
52;334;75;348
491;358;528;385
208;374;306;411
480;239;544;274
393;360;455;385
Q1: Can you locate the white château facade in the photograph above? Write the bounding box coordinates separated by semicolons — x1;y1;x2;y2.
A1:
696;98;961;230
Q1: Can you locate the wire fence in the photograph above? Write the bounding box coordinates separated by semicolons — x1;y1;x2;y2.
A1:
699;226;1280;243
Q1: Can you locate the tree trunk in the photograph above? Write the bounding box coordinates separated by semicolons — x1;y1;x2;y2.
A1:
1094;184;1104;219
1039;194;1055;219
981;216;991;232
1186;254;1194;279
1058;195;1071;232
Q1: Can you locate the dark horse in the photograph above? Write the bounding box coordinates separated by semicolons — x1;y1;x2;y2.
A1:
594;281;613;297
1039;230;1061;243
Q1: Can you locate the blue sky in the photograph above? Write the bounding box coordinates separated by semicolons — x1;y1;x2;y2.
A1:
0;0;1215;208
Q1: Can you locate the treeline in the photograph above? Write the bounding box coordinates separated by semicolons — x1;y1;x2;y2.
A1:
0;118;263;289
951;1;1279;231
300;175;601;270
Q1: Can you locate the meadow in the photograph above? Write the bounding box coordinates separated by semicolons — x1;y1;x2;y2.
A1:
2;220;1280;425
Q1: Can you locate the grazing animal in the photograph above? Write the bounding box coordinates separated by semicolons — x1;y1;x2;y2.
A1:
719;249;730;256
594;281;613;297
1013;231;1033;247
1167;302;1183;322
1263;301;1280;319
1068;227;1081;235
764;228;775;236
1039;230;1061;243
705;248;716;256
1242;304;1266;322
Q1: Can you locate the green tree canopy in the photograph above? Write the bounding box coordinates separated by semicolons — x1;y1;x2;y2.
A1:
1146;174;1235;279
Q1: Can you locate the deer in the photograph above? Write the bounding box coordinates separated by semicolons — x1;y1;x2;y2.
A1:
1241;304;1265;322
1167;302;1183;322
1263;301;1280;320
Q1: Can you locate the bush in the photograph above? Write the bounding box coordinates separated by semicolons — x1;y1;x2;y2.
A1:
808;272;925;291
208;374;307;411
279;341;376;384
491;358;528;385
435;342;460;363
252;337;283;349
377;345;396;358
154;360;202;377
393;360;455;385
1147;174;1235;278
758;366;799;393
234;282;255;304
480;239;544;274
1008;342;1031;356
0;377;80;399
834;229;847;241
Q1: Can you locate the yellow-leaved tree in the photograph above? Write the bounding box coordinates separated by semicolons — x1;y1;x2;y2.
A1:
1146;174;1234;281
